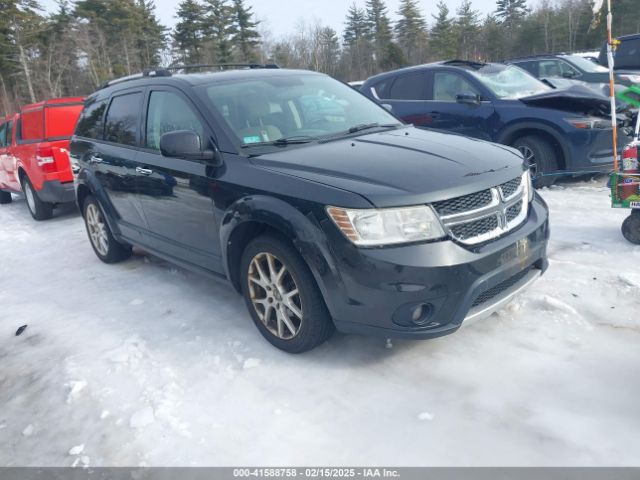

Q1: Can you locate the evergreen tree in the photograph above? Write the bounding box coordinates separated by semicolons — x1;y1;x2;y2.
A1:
231;0;260;62
395;0;428;64
495;0;530;52
480;14;506;61
174;0;206;64
315;27;341;74
430;1;456;60
343;3;368;47
454;0;480;60
135;0;167;68
202;0;235;63
365;0;394;67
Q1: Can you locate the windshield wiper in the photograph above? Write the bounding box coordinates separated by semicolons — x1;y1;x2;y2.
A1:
272;135;316;145
241;135;316;148
348;122;399;134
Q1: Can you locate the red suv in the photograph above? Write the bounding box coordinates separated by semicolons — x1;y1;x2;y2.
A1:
0;97;84;220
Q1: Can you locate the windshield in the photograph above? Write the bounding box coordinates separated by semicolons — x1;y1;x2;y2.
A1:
202;74;401;147
472;64;550;99
564;55;609;73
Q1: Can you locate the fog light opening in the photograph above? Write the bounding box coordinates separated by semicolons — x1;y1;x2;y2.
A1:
411;303;434;325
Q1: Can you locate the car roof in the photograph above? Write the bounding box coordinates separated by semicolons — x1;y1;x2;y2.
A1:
90;67;326;100
617;33;640;41
364;60;494;83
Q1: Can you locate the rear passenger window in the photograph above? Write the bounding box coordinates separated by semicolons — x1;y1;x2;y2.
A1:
76;99;107;139
104;92;143;146
6;121;12;146
145;91;204;151
0;123;6;147
387;73;428;100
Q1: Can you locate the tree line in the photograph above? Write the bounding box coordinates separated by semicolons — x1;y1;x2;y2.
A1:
1;0;639;116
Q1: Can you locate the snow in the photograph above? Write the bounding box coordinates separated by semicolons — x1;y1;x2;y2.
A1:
0;178;639;466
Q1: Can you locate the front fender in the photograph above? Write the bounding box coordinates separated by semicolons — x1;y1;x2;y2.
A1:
219;195;345;314
496;120;571;168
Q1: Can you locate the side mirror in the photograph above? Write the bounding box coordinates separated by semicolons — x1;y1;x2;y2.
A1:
160;130;222;166
456;92;481;106
562;71;576;79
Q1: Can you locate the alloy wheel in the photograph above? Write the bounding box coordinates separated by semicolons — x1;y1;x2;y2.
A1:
247;252;303;340
86;203;109;256
517;145;538;177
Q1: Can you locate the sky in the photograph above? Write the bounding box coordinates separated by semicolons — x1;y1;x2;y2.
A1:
40;0;524;38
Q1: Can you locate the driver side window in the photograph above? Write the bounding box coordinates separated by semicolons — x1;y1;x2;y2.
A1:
146;91;205;151
433;72;480;101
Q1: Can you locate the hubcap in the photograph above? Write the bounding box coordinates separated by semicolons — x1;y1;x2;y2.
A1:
86;203;109;256
517;145;538;177
247;252;302;340
24;182;36;214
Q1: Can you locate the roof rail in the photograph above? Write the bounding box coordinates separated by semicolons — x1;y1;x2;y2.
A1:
98;63;280;90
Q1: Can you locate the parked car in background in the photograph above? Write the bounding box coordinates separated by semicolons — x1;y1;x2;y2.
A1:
507;53;639;87
361;60;631;186
70;65;548;353
0;97;84;219
348;80;364;91
598;33;640;82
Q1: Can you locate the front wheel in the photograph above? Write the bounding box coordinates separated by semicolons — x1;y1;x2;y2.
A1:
83;195;132;263
622;211;640;245
512;135;559;188
0;191;11;204
21;176;53;220
240;235;335;353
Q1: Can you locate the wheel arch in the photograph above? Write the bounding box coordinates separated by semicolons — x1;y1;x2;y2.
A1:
497;122;569;171
220;196;340;299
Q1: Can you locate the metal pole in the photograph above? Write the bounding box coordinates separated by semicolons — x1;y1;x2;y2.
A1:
606;0;619;171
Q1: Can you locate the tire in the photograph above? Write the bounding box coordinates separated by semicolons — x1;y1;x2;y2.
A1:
82;195;132;263
511;135;559;188
622;211;640;245
0;191;11;204
21;176;53;220
240;234;335;353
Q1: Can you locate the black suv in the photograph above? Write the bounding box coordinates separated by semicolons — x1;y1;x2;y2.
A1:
508;53;639;86
71;65;549;353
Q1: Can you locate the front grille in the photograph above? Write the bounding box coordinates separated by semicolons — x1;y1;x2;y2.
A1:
471;266;533;308
499;177;522;199
433;189;493;216
434;175;528;245
506;201;522;223
450;215;499;240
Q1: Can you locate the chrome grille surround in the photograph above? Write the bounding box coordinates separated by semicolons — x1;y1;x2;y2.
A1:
435;175;528;245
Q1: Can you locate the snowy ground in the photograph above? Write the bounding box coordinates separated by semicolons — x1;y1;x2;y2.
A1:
1;178;639;467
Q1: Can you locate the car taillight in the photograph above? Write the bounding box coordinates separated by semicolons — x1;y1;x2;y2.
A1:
36;146;57;173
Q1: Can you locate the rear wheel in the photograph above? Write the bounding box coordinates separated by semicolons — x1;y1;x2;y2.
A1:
0;191;11;204
82;195;131;263
240;235;335;353
21;176;53;220
622;211;640;245
512;135;559;188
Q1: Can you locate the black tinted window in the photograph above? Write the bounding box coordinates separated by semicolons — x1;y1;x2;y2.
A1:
0;123;6;147
616;38;640;69
387;73;428;100
6;121;12;146
104;92;142;146
146;91;204;151
76;99;107;139
515;61;539;76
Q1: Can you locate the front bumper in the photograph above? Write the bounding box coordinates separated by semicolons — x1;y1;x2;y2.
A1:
566;127;632;174
36;179;76;204
318;195;549;339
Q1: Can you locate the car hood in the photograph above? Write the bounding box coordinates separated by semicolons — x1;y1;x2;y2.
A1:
250;127;525;208
520;85;611;116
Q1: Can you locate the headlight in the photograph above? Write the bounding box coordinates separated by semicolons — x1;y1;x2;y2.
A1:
327;205;445;246
565;117;611;129
523;170;534;202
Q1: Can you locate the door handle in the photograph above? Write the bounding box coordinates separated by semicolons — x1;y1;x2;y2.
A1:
136;167;153;175
90;155;103;164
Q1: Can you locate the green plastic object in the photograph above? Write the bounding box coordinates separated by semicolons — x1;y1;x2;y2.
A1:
617;84;640;108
